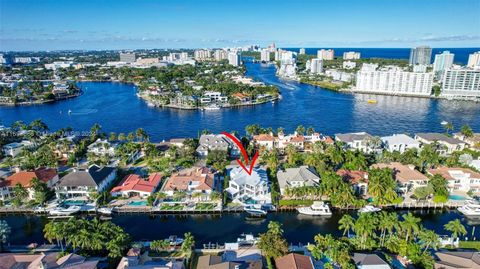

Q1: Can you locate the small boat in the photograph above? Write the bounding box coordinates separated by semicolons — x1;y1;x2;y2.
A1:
297;201;332;216
367;99;377;104
97;207;113;215
167;235;184;246
458;200;480;216
358;205;381;214
203;104;221;110
237;233;258;246
244;205;267;217
49;206;81;216
68;109;72;114
441;120;448;125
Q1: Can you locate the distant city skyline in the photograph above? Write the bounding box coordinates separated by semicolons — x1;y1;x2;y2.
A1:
1;0;479;51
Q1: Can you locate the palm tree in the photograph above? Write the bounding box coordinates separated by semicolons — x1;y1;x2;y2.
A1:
296;125;305;135
418;228;440;253
378;212;398;246
0;220;11;252
181;232;195;255
90;123;101;139
444;219;467;243
460;124;474;138
151;239;170;252
401;212;421;243
338;215;354;237
444;122;454;135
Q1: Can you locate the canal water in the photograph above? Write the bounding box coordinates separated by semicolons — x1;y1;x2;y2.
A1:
0;49;479;141
2;210;479;246
0;48;479;245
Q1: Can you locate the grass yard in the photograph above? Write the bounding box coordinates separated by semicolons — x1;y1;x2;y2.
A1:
159;203;185;210
195;203;216;210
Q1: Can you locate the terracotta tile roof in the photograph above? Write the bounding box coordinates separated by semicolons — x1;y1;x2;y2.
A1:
111;173;162;194
428;166;480;181
253;134;275;142
323;136;334;144
337;169;368;184
232;92;249;99
275;253;314;269
163;167;216;192
1;168;57;188
289;135;305;143
371;162;428;183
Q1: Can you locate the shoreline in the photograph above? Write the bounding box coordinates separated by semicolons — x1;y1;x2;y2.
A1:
0;91;83;107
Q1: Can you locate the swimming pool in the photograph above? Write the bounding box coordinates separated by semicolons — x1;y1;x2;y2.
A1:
62;200;86;206
129;201;148;206
448;195;468;201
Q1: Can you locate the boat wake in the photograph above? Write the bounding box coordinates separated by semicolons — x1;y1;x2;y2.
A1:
69;109;99;115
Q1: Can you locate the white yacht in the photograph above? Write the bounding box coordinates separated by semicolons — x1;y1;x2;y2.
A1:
358;205;381;214
441;120;448;125
297;201;332;216
49;206;81;216
244;205;267;217
203;104;221;110
97;207;113;215
458;200;480;216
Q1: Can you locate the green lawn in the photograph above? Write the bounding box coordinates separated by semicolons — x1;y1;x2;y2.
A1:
459;240;480;250
195;203;216;210
159;203;184;210
279;199;313;206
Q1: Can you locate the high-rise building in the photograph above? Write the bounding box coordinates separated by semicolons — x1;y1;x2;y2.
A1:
194;49;211;61
433;51;454;79
467;51;480;68
317;49;334;60
268;42;276;52
308;58;323;74
299;48;306;55
343;51;361;60
0;54;12;65
441;68;480;98
409;46;432;66
213;50;228;61
355;64;434;96
120;52;136;63
260;49;270;62
228;51;241;66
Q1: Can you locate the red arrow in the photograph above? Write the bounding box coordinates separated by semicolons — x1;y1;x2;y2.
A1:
221;132;259;175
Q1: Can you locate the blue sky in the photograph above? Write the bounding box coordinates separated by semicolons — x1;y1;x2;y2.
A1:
1;0;479;51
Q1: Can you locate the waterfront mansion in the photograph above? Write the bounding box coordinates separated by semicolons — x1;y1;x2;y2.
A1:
55;165;117;199
226;166;271;205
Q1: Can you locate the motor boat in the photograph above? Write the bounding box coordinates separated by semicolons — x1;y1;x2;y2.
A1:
458;200;480;216
49;206;81;216
203;104;221;110
244;205;267;217
297;201;332;216
441;120;448;125
97;207;113;215
237;233;258;246
167;235;184;246
358;205;381;214
367;99;377;104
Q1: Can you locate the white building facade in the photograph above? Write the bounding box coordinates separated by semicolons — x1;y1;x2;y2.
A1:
355;65;434;96
441;68;480;99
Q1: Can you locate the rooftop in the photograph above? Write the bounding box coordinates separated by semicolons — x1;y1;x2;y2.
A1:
372;162;428;182
415;133;465;145
428;166;480;180
1;168;57;188
163;167;216;192
111;173;162;194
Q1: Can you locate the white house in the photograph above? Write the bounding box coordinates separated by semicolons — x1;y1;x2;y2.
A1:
55;165;117;199
2;141;34;157
415;133;466;155
335;132;380;153
372;162;429;194
277;166;320;195
87;139;117;156
381;134;420;153
196;134;239;157
428;167;480;194
225;167;271;205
